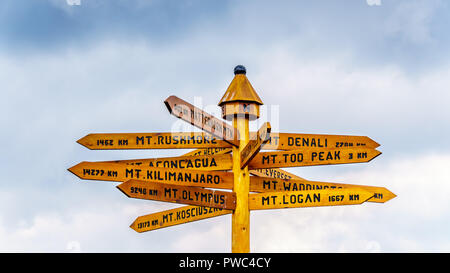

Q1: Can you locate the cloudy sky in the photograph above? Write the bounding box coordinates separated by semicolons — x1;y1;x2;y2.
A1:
1;0;450;252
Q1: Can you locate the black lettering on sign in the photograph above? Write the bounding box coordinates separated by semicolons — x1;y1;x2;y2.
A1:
136;136;144;145
357;152;367;159
125;168;142;179
97;139;113;146
118;139;128;146
336;142;354;148
107;170;117;177
82;169;105;176
262;180;277;190
130;187;146;195
373;193;383;199
328;195;344;202
282;153;303;163
311;151;341;161
162;212;173;223
262;155;274;164
164;188;178;198
283;193;320;204
261;195;277;206
349;194;359;201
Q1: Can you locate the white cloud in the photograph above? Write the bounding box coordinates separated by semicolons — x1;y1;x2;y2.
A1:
384;0;441;44
252;152;450;252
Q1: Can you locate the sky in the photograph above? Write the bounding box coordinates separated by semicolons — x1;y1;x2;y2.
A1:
1;0;450;252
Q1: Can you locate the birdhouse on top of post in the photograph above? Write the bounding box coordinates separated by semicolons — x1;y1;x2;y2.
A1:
218;65;263;121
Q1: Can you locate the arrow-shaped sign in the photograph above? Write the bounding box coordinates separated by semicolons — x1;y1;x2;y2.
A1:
240;122;271;169
260;133;380;150
248;147;381;169
165;96;239;147
68;161;234;189
130;205;232;233
117;180;236;210
249;176;396;203
249;188;374;210
77;132;233;150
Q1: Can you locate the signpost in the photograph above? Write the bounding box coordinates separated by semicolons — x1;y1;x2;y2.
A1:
69;65;395;253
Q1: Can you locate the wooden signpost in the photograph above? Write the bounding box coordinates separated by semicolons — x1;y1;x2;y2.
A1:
68;65;395;253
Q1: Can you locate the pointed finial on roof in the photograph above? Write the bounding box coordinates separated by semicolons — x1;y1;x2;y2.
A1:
219;66;263;120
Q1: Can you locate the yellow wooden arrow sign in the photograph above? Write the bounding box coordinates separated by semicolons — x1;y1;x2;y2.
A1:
130;205;232;233
117;180;236;210
249;188;374;210
77;132;232;150
248;147;381;169
68;161;234;189
240;122;271;169
165;96;239;147
103;153;233;171
249;176;396;203
260;133;380;150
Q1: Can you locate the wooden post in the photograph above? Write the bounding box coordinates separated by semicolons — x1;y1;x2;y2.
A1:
219;65;263;253
231;114;250;252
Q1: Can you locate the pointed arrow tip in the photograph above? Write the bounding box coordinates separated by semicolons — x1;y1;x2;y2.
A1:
76;135;92;149
67;162;85;178
384;188;397;202
373;140;381;149
116;181;131;198
368;149;382;162
164;95;177;113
